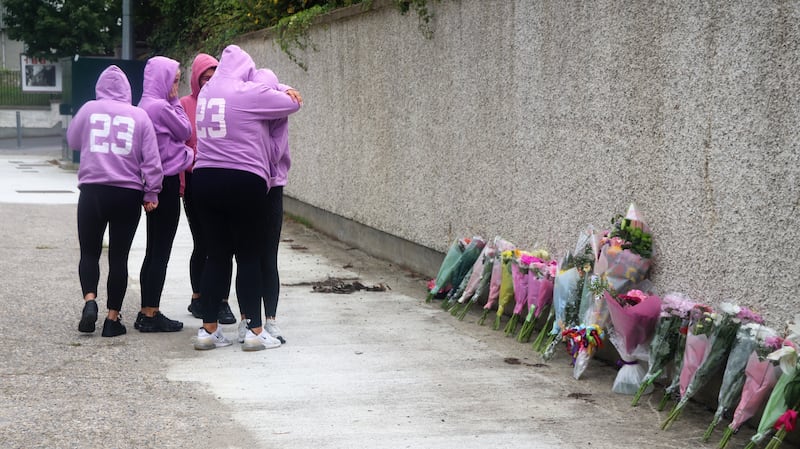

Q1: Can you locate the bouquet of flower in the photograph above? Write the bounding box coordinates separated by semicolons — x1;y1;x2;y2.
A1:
540;227;596;360
440;237;486;310
662;303;754;430
564;274;611;379
702;315;769;442
476;238;515;326
605;289;662;394
631;292;697;406
517;256;556;343
657;302;713;411
426;237;469;302
504;251;529;336
450;243;494;318
593;203;653;294
563;323;605;379
484;249;517;330
717;324;783;449
505;249;551;337
742;319;800;449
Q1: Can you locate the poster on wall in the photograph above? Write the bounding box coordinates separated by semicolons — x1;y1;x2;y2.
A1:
20;55;62;92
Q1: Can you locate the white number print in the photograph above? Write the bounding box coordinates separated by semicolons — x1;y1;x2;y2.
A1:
89;113;135;155
196;97;227;138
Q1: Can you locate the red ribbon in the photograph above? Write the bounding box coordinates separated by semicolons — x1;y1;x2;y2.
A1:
774;409;798;432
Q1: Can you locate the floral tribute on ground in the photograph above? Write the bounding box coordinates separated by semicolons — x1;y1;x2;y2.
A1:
422;204;796;446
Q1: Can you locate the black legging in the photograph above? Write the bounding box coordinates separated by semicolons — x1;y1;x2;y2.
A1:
261;186;283;317
183;171;232;297
78;184;142;311
193;168;269;328
140;174;180;308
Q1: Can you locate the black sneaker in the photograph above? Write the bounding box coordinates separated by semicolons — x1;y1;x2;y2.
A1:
218;301;236;325
188;299;203;319
101;316;127;337
133;312;144;329
138;312;184;333
78;300;98;333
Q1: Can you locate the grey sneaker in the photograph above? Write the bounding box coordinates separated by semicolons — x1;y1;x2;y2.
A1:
237;319;248;344
264;319;285;344
242;329;281;351
194;327;232;350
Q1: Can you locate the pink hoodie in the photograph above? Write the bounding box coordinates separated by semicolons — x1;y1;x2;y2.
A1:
195;45;301;183
138;56;193;177
252;68;292;189
180;53;218;158
67;65;163;203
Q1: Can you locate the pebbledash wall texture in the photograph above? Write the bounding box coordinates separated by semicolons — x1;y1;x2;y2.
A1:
234;0;800;327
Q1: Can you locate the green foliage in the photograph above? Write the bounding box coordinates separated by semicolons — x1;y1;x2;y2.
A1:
609;214;653;258
274;4;329;71
3;0;122;58
393;0;439;38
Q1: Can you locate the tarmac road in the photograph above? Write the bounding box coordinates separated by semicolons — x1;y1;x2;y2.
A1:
0;138;759;448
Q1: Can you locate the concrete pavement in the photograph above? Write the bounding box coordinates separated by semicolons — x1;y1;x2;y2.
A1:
0;138;760;448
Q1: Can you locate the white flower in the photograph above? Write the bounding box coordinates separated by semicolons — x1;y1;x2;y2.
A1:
767;346;799;375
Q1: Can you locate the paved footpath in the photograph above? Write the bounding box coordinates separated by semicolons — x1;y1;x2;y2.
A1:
0;140;757;448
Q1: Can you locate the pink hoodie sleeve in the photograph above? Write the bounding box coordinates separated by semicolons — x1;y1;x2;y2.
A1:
139;118;164;203
242;83;301;120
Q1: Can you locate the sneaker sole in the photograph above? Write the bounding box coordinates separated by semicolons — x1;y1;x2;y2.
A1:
139;327;183;333
194;341;217;350
102;328;127;337
242;341;281;351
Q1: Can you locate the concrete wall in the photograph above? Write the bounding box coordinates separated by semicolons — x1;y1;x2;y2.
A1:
0;101;64;138
234;0;800;325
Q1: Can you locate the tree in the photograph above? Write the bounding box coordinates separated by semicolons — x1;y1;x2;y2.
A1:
3;0;122;59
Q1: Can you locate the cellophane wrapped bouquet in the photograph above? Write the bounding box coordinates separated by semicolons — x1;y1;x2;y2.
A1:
440;237;486;311
516;254;556;343
426;237;469;302
451;242;495;320
594;203;653;294
487;249;517;330
606;289;662;394
701;312;768;442
477;238;515;326
662;303;759;430
540;227;595;360
563;274;609;379
743;317;800;449
631;292;697;406
716;323;783;449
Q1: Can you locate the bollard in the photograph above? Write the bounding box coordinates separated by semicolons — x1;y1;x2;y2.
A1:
16;111;21;148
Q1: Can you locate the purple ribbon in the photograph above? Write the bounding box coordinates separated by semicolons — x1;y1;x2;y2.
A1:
616;359;638;368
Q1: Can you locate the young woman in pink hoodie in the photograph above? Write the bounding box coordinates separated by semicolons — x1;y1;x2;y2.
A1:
136;56;194;333
68;65;163;337
192;45;300;351
179;53;237;325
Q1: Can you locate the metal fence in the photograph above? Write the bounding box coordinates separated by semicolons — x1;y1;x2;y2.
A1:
0;70;57;107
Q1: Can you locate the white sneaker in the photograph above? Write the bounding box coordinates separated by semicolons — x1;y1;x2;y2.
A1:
264;319;285;344
194;327;232;350
242;329;281;351
237;319;248;344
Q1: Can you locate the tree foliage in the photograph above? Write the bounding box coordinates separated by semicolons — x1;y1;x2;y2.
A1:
3;0;122;59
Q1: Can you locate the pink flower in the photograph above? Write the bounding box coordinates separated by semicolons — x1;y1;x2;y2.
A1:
774;409;798;432
736;307;765;325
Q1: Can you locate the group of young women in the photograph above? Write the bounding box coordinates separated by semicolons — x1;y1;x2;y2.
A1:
70;45;301;352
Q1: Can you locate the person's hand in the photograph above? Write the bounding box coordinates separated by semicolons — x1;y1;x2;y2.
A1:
286;89;303;105
143;201;158;213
